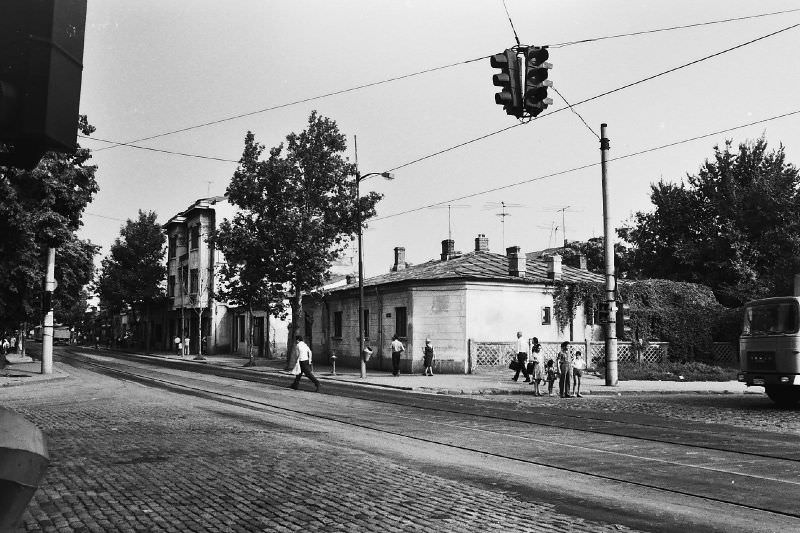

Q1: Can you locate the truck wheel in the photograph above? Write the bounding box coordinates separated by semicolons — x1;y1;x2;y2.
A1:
765;385;800;407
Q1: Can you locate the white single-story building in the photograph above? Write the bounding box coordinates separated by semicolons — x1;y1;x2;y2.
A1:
302;234;604;374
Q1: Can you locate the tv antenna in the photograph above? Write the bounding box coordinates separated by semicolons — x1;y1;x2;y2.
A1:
542;205;581;247
430;204;470;241
483;201;525;250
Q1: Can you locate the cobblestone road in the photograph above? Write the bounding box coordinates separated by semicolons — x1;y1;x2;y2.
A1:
484;389;800;437
2;366;642;533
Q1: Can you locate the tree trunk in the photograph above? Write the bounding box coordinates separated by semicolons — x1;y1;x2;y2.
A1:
145;303;151;354
264;314;271;359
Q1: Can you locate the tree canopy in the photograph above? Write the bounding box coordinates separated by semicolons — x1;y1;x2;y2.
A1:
218;111;381;362
96;210;166;315
618;137;800;306
0;115;99;326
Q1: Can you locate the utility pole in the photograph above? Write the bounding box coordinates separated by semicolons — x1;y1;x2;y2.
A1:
41;247;56;374
600;123;617;386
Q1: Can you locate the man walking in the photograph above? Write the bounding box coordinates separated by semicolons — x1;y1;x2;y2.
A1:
289;335;320;392
512;331;530;382
390;334;405;376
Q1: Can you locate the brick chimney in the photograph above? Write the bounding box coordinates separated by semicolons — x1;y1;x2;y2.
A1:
474;234;489;252
547;254;563;280
565;253;587;270
392;247;406;272
441;239;455;261
506;246;526;277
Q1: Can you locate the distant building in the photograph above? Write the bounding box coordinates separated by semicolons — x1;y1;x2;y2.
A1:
163;196;287;357
302;234;604;374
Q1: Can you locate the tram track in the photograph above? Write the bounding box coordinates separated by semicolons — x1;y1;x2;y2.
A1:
58;348;800;523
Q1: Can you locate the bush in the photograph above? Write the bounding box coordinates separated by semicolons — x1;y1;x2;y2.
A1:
613;361;738;382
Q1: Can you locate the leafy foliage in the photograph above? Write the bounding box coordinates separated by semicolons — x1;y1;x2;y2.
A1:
218;111;381;363
618;137;800;306
0;115;99;324
96;210;166;314
551;280;604;331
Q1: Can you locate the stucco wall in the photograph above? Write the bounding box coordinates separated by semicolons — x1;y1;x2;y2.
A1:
465;282;572;344
409;285;467;374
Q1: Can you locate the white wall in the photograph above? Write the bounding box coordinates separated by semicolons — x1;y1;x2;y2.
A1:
465;282;570;343
409;285;467;373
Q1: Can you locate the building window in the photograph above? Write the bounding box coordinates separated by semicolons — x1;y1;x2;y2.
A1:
168;235;177;259
395;306;407;338
363;309;370;340
181;265;189;294
238;315;246;343
168;275;176;297
333;311;342;338
190;268;199;294
541;306;552;325
190;225;200;250
585;301;597;326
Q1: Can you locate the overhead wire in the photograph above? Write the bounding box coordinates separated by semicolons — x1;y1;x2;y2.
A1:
372;109;800;222
385;22;799;172
91;8;800;152
548;7;800;48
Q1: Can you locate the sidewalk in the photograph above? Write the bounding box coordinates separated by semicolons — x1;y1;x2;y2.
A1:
87;348;757;396
0;354;69;388
2;346;757;396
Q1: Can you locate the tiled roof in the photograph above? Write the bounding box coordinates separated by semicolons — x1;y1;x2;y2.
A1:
327;250;604;293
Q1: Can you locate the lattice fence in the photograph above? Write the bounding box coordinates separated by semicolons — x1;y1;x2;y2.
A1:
470;339;670;368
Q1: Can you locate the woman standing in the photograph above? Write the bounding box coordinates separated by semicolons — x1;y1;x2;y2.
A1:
422;338;435;376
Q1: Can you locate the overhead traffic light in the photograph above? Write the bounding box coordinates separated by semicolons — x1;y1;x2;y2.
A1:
523;46;552;117
490;49;522;118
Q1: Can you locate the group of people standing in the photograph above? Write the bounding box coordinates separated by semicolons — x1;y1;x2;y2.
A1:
512;334;585;398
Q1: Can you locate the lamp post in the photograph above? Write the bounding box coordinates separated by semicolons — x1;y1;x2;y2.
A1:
356;171;394;378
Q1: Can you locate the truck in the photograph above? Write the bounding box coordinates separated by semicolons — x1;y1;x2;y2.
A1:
738;296;800;405
53;326;71;345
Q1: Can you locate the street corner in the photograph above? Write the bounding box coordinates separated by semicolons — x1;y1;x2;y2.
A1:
0;361;70;388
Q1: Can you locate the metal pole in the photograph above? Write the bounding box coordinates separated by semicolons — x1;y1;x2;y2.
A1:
355;135;366;379
42;247;55;374
600;123;618;386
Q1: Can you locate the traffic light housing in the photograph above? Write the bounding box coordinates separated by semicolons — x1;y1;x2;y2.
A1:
523;46;552;117
0;0;88;168
620;303;633;338
490;49;522;118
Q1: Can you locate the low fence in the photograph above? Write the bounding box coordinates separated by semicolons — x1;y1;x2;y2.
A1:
468;339;738;371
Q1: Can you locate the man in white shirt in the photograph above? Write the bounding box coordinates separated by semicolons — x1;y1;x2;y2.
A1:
390;334;405;376
512;331;530;382
290;335;320;392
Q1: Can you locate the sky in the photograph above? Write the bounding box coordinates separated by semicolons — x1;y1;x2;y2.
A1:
77;1;800;278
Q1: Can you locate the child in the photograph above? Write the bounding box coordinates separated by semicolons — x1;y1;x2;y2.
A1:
573;350;586;398
545;359;557;396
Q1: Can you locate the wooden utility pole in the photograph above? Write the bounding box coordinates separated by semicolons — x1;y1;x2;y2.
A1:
600;123;618;386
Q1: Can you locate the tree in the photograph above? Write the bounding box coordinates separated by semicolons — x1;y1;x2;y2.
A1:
95;210;166;351
219;111;381;366
561;238;631;277
618;137;800;306
0;115;99;330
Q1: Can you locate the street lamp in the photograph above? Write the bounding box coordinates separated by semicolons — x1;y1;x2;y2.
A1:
357;171;394;379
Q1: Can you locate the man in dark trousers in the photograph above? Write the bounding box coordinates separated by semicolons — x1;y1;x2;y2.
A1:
289;335;320;392
512;331;530;382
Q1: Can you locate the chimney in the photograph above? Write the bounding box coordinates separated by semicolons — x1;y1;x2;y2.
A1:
506;246;526;277
474;234;489;252
345;275;353;285
392;247;406;272
566;253;587;270
441;239;455;261
547;254;563;280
